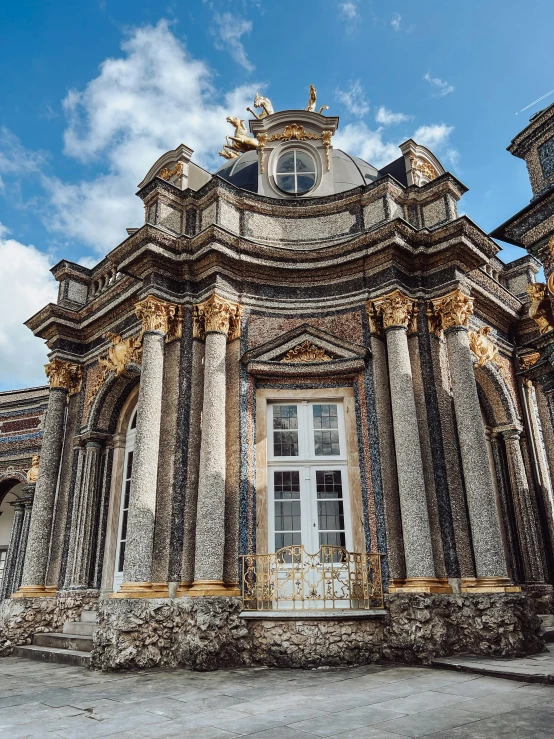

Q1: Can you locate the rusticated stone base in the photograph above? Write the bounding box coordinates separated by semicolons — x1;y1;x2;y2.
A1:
91;596;249;672
0;591;98;656
88;592;544;672
521;584;554;615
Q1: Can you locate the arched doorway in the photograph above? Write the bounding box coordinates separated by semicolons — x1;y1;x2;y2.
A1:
0;477;26;598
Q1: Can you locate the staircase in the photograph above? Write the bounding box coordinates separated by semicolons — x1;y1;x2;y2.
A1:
540;613;554;643
13;609;95;667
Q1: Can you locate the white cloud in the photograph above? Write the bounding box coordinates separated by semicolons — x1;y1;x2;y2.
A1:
0;225;58;390
424;72;454;97
413;123;459;167
375;106;412;125
42;20;258;254
335;81;369;118
0;126;46;192
338;2;359;20
391;12;401;31
212;12;254;72
334;122;400;169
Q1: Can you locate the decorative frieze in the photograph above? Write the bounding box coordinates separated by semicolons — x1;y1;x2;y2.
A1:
44;359;82;396
427;288;474;335
468;326;500;368
192;294;243;341
369;290;417;331
281;341;332;363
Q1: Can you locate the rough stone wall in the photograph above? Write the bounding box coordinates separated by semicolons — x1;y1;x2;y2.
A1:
91;596;249;672
88;592;544;672
0;591;97;656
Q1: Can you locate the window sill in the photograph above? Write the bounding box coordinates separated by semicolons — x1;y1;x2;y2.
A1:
240;609;387;620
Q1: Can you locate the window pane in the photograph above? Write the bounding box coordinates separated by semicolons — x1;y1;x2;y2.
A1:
276;174;295;193
276;152;295;173
275;500;301;531
295;151;315;173
120;510;128;541
314;430;340;455
316;470;343;498
273;431;298;456
117;541;126;573
319;531;346;548
297;174;316;193
126;451;134;479
317;500;345;531
273;406;298;429
275;532;302;550
274;470;300;498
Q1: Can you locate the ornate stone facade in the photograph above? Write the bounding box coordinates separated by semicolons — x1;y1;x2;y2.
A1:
0;99;553;671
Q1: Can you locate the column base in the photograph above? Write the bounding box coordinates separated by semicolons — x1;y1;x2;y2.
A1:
110;582;169;599
11;585;55;599
176;581;193;597
388;578;453;594
460;577;521;593
187;580;241;597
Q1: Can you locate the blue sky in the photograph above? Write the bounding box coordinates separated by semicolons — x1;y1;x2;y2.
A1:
0;0;551;389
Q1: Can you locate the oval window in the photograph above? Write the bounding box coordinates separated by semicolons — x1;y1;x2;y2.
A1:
275;149;316;195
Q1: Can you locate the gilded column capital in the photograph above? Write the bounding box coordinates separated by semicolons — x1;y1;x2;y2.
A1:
193;294;243;341
427;289;474;335
135;295;178;337
369;290;417;331
44;359;83;395
468;326;500;368
527;283;554;335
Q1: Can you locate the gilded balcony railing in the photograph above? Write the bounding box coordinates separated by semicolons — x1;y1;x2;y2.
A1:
240;545;384;610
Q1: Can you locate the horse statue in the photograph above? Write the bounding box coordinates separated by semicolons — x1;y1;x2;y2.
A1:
305;84;329;115
252;93;274;118
219;117;260;160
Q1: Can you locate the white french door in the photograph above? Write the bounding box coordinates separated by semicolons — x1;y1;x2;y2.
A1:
112;410;136;592
267;401;352;554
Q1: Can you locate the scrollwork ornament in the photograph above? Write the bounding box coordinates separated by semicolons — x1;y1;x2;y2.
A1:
468;326;500;368
281;341;332;363
527;283;554;335
428;289;474;334
370;290;416;330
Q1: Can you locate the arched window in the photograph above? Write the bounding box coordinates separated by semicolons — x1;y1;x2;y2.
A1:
113;408;137;591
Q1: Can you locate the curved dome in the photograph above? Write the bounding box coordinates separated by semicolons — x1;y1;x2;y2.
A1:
215;149;380;195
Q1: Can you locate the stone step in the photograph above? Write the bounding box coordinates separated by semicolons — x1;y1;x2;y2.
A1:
80;609;97;624
33;632;93;653
539;614;554;628
12;644;90;667
62;621;94;636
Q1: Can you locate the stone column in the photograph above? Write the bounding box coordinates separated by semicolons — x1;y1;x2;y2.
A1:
64;438;103;589
0;497;25;600
12;488;34;595
501;428;546;583
369;291;449;593
188;294;242;596
534;384;554;495
428;290;513;591
13;360;82;598
115;295;178;598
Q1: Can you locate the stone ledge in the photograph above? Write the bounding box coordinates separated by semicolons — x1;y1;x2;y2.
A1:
240;609;387;620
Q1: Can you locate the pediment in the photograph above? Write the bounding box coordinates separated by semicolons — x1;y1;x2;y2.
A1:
242;324;369;377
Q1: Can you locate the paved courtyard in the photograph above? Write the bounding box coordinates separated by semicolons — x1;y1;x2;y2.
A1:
2;656;554;738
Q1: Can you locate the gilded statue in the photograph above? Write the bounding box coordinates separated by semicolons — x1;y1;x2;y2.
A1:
468;326;499;368
219;117;260;160
249;93;274;119
527;283;554;335
305;84;329;115
27;455;40;484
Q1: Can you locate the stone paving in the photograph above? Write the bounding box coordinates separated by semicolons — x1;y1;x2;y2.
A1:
433;643;554;684
2;656;554;738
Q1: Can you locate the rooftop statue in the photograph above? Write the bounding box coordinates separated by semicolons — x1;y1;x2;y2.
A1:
305;84;329;114
249;93;274;119
219;116;260;160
